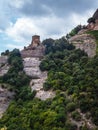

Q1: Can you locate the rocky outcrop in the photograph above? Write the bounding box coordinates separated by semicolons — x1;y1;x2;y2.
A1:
0;56;9;76
0;86;14;118
22;35;55;100
23;57;41;78
68;109;96;130
0;35;54;118
0;56;8;65
30;72;55;100
69;33;96;57
0;56;13;118
23;57;55;100
21;45;45;58
30;73;47;91
87;9;98;30
94;25;98;30
68;9;98;58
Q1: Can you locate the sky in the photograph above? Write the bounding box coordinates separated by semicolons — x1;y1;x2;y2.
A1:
0;0;98;53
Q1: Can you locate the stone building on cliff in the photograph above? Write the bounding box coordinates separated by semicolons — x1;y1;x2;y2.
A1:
21;35;45;58
30;35;40;48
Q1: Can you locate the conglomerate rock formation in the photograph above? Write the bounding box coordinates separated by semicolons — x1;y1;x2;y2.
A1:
0;85;14;118
0;56;9;76
0;35;55;118
68;9;98;57
22;35;55;100
69;33;96;57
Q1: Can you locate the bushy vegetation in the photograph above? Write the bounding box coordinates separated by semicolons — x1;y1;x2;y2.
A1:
66;25;86;38
71;111;81;121
0;38;98;130
87;17;95;24
0;49;33;100
40;38;98;127
1;50;10;56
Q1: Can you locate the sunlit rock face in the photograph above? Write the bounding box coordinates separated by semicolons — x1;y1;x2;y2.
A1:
21;35;45;78
69;34;96;57
21;45;45;58
23;57;55;100
0;35;55;104
0;56;8;65
30;72;55;100
22;36;55;100
23;57;41;78
0;56;14;118
0;56;9;76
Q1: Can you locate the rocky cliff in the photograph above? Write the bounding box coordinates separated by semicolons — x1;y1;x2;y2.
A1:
21;36;55;100
21;45;45;58
0;37;55;118
0;56;9;76
23;57;55;100
68;9;98;57
69;32;97;57
0;85;14;118
0;36;55;118
0;56;13;118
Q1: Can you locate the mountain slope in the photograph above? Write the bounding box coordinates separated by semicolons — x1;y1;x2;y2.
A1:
69;32;96;57
0;37;98;130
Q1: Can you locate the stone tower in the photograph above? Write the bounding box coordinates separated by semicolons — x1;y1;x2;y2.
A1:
21;35;45;58
31;35;40;47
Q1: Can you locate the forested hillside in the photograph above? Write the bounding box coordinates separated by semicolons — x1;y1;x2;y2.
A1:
0;38;98;130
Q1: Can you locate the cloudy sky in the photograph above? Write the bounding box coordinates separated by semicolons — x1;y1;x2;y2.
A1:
0;0;98;53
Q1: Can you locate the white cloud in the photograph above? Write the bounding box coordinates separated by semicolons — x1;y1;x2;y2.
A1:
0;0;98;53
5;16;66;43
71;9;94;25
6;43;23;50
5;10;92;44
6;17;37;43
7;0;25;9
0;30;3;33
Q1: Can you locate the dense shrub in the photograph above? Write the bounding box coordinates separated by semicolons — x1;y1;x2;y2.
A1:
71;111;81;121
